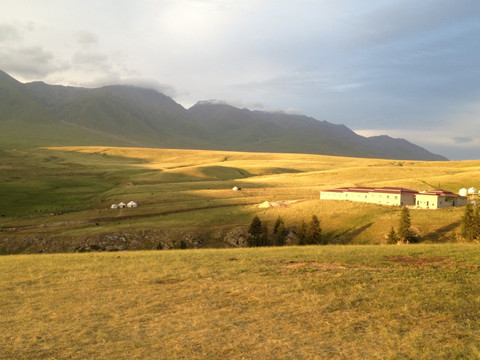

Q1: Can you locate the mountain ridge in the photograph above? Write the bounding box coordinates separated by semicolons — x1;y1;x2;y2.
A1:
0;70;447;160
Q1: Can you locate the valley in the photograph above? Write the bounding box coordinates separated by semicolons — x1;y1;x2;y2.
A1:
1;146;478;253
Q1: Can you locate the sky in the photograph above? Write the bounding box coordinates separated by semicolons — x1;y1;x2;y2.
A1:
1;0;480;160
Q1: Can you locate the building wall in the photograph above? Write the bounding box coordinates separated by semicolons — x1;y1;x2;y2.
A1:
416;195;439;209
416;195;467;209
320;190;415;206
320;191;345;200
321;189;463;208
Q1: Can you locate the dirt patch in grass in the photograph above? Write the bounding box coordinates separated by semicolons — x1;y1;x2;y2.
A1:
384;256;480;270
261;259;383;272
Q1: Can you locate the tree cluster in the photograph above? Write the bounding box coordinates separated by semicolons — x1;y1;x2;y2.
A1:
387;206;416;244
461;202;480;241
247;215;323;247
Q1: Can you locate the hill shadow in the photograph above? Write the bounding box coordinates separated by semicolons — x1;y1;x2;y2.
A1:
421;220;461;243
199;166;253;180
326;222;374;244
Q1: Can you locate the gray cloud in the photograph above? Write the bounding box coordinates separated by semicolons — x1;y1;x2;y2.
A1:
0;46;57;77
119;78;177;98
75;30;99;45
0;24;22;42
72;51;109;70
452;137;474;144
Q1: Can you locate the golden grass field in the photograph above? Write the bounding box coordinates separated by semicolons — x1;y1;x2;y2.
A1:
2;147;480;358
1;145;479;251
1;244;480;359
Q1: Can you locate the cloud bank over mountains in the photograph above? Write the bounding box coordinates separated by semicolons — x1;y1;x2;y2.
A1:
1;0;480;159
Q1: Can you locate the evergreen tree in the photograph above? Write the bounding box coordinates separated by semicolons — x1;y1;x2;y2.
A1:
398;206;413;243
248;215;263;247
261;221;270;246
273;216;287;246
387;226;398;244
461;202;475;241
474;205;480;240
297;220;307;245
306;215;322;245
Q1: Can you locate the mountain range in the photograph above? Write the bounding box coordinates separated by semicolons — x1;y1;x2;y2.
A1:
0;70;447;160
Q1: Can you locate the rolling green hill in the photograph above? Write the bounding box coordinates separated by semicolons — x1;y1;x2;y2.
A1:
1;146;477;254
0;69;446;160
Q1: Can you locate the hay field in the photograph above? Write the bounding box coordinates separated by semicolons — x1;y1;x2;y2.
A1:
1;146;480;249
1;244;480;359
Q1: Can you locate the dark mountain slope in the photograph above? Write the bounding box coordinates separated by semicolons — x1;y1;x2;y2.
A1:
188;101;447;160
0;70;447;160
52;86;215;148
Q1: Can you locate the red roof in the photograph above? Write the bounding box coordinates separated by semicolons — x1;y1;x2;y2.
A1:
322;186;418;195
419;189;460;197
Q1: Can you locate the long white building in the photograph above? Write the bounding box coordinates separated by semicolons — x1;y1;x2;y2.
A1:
320;187;466;209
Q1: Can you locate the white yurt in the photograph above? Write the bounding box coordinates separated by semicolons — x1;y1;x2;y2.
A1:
468;187;478;195
118;202;127;208
127;201;138;208
110;204;118;209
459;188;468;197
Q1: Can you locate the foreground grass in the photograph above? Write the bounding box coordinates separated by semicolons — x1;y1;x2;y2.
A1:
1;244;480;359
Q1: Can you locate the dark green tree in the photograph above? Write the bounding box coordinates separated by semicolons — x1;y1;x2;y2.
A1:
306;215;322;245
461;202;476;241
297;220;307;245
474;205;480;240
179;240;187;249
248;215;264;247
273;216;287;246
398;206;413;243
387;226;398;244
261;221;270;246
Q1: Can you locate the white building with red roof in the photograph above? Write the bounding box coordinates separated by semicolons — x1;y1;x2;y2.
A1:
320;187;466;209
320;186;418;206
415;189;467;209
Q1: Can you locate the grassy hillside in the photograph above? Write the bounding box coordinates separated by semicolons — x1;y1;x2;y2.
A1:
1;146;479;253
1;244;480;359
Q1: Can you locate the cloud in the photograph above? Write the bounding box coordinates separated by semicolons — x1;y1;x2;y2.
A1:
0;24;22;42
72;51;109;70
75;30;98;45
452;137;474;144
118;78;177;98
284;108;303;115
0;46;57;77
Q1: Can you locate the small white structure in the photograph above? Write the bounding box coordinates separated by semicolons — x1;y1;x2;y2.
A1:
459;188;468;197
110;204;118;209
232;186;241;191
127;201;138;208
118;202;127;208
468;187;478;195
